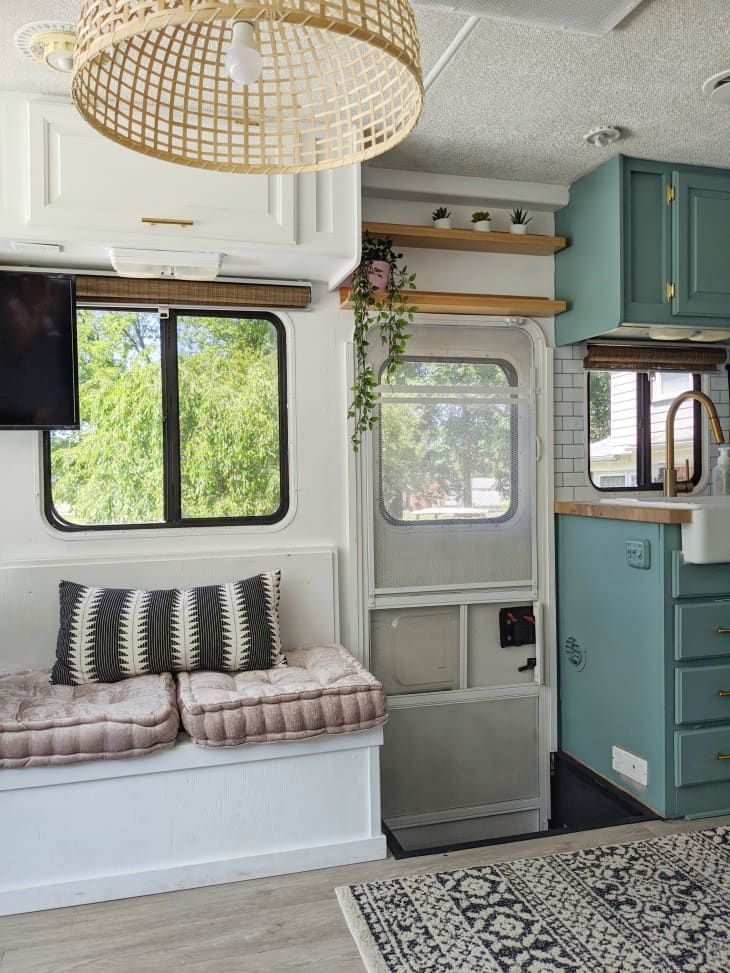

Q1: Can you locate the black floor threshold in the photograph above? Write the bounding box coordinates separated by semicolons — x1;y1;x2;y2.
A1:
384;751;659;861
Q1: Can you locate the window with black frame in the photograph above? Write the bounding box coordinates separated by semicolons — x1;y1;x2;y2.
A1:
44;307;288;529
587;370;702;491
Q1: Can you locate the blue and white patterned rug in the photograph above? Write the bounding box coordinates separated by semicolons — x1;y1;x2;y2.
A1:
336;826;730;972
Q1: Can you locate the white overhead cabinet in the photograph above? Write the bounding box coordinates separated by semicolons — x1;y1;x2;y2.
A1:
0;93;360;286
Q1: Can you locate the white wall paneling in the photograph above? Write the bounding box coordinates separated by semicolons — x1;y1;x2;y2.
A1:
0;549;338;672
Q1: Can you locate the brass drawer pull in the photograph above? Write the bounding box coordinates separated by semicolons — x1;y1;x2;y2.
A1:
716;628;730;635
718;753;730;761
719;691;730;698
141;217;194;228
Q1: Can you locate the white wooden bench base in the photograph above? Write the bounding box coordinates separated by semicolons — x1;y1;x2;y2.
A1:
0;728;385;916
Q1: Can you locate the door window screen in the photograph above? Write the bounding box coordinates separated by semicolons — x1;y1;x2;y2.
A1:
372;326;534;591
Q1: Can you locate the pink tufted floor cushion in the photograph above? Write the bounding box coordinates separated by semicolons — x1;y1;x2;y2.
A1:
0;670;180;768
176;644;388;747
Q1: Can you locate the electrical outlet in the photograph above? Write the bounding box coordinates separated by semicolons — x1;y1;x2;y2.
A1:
612;745;648;786
626;539;650;570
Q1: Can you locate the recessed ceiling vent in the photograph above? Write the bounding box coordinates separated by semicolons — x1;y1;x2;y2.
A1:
411;0;646;35
702;71;730;107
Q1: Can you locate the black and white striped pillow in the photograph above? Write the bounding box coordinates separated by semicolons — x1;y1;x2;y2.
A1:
51;572;285;685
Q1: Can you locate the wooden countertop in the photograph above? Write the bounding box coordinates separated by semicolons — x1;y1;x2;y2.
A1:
555;500;693;525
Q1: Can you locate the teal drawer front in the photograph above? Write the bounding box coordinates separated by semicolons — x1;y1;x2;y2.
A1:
673;553;730;598
675;726;730;786
675;601;730;660
676;665;730;724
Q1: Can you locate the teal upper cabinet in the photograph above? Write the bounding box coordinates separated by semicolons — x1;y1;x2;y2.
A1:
673;170;730;318
555;155;730;345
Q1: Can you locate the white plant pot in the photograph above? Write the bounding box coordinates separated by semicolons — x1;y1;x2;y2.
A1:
472;221;491;232
433;218;451;230
510;224;529;235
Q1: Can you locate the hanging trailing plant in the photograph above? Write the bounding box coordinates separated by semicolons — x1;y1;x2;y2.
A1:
348;234;417;451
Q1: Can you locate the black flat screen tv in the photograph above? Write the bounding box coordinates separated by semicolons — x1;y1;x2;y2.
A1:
0;272;79;429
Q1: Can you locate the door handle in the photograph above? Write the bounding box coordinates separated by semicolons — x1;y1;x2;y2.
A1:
716;628;730;635
718;753;730;761
719;691;730;698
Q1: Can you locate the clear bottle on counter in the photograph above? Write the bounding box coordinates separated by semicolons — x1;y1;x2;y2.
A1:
712;445;730;496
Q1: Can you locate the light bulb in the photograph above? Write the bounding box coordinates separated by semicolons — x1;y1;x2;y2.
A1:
46;49;73;72
225;21;262;86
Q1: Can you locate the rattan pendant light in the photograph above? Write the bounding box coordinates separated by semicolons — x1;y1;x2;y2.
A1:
72;1;424;174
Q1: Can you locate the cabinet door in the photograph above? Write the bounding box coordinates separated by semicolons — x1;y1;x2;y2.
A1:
623;159;674;325
672;170;730;319
26;99;296;247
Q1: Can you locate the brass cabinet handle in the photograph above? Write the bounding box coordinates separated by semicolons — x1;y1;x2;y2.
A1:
719;691;730;698
718;753;730;761
717;628;730;635
141;217;194;227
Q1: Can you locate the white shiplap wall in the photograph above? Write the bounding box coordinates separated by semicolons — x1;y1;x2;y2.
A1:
553;344;730;502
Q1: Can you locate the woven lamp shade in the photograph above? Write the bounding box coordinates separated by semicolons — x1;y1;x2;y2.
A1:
72;1;424;174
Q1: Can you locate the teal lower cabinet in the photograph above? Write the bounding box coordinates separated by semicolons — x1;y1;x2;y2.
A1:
557;513;730;820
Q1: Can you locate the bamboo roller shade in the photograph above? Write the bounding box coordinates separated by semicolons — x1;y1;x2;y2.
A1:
75;276;311;310
584;342;727;373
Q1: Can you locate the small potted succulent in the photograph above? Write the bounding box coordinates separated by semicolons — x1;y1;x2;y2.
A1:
432;206;452;229
471;210;491;232
510;207;533;235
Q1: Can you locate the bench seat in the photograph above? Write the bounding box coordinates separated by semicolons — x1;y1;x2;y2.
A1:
177;644;388;746
0;669;179;768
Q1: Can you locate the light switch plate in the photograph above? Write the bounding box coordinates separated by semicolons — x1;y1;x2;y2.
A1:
626;539;650;569
612;745;648;786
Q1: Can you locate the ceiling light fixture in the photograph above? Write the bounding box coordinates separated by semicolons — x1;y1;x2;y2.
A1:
72;1;424;175
702;70;730;107
15;21;76;74
583;126;622;148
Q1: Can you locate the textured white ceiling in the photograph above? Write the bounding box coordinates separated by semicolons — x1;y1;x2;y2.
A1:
384;0;730;183
1;0;730;185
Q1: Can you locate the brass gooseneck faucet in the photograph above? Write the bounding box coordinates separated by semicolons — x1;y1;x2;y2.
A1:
664;390;725;497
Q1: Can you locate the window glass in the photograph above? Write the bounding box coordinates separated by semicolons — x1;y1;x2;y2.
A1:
588;370;700;491
380;359;516;523
650;373;695;486
48;309;164;525
589;371;639;488
46;308;287;529
177;315;282;520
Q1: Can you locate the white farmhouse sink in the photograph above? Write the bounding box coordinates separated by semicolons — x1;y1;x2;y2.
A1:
603;496;730;564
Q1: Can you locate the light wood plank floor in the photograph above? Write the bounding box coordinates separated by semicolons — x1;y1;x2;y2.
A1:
2;816;728;973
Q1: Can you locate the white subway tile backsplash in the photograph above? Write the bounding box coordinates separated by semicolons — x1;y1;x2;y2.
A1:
564;473;587;487
552;345;727;500
563;417;584;431
562;359;583;373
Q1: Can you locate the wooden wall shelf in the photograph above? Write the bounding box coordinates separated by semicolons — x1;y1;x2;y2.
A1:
339;289;567;318
363;221;567;256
